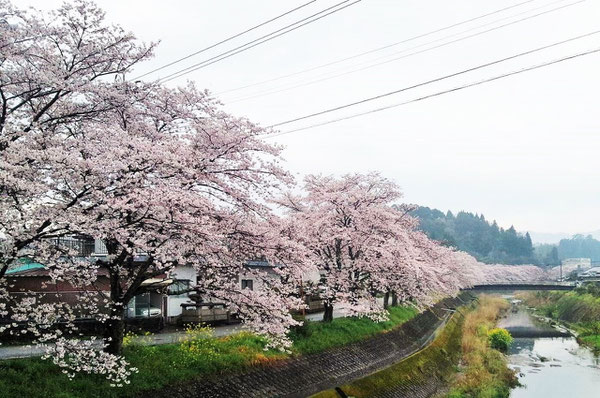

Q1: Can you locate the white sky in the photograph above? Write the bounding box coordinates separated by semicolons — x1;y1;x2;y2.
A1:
22;0;600;235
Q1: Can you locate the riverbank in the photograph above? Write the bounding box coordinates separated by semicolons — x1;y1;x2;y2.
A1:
516;287;600;351
446;295;517;398
311;305;465;398
311;295;516;398
501;298;600;397
0;305;419;398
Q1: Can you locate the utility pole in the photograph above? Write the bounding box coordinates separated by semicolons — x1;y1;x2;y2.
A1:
560;262;563;281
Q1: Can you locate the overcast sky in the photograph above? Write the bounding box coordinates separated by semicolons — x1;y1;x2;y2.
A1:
23;0;600;235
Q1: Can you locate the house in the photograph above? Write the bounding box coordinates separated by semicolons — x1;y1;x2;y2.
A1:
1;236;324;330
239;259;323;314
4;260;110;312
580;267;600;279
164;265;197;324
561;258;592;273
3;259;170;331
1;235;173;335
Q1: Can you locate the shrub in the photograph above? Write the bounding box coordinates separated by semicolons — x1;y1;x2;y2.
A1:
178;324;218;363
123;330;153;348
488;328;513;352
591;321;600;335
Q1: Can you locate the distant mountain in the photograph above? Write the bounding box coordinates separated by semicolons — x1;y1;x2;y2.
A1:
528;230;600;245
528;231;572;245
412;206;536;265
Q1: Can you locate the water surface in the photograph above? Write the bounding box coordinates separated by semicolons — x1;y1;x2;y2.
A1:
509;337;600;397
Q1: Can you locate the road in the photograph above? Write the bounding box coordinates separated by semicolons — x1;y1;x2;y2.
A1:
0;309;344;360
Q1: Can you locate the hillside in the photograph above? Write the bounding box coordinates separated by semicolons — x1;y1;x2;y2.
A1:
412;206;536;265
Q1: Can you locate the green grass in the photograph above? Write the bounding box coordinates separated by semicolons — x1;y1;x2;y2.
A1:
579;334;600;350
0;331;285;398
518;290;600;352
0;305;417;398
446;296;517;398
290;305;418;354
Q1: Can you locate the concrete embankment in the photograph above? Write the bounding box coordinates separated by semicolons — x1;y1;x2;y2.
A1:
143;293;474;398
313;306;466;398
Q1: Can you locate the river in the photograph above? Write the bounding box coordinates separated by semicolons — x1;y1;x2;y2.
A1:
509;337;600;397
498;302;600;397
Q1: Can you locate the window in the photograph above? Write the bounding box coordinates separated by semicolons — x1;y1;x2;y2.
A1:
126;293;161;318
241;279;254;291
168;279;191;297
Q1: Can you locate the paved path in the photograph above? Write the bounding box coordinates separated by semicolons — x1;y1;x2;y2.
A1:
0;310;345;360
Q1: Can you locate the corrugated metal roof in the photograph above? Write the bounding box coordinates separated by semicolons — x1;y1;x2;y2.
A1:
6;261;45;275
7;264;110;278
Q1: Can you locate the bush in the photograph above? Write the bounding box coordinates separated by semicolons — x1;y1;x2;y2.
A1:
488;328;513;352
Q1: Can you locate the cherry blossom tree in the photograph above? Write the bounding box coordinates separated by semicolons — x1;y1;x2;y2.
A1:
0;0;157;383
0;0;154;281
389;230;468;307
451;250;549;284
278;173;463;322
0;0;307;382
63;81;308;354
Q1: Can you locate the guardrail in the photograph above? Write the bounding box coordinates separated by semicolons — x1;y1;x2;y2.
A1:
467;282;576;291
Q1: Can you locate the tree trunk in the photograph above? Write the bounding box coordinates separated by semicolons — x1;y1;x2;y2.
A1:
323;302;334;322
104;305;126;355
391;292;398;307
383;291;390;309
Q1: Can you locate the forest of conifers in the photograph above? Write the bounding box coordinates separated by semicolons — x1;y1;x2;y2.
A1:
414;207;600;266
413;207;536;265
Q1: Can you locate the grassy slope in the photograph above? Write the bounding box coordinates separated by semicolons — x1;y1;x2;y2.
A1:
0;306;417;398
290;305;418;354
517;290;600;351
446;295;517;398
311;309;464;398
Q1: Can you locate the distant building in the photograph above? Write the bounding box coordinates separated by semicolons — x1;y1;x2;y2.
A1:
562;258;592;274
580;267;600;279
561;258;592;267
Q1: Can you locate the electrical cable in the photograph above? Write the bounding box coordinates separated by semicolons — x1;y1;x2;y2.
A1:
158;0;363;84
225;0;584;103
217;0;540;96
268;29;600;129
268;46;600;137
131;1;317;80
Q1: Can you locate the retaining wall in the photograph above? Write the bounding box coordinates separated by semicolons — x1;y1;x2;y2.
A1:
145;293;474;398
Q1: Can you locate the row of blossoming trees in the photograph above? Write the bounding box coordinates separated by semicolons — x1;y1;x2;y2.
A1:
0;0;548;386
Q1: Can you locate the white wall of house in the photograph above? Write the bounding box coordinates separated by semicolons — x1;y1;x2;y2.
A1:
302;269;321;284
562;258;592;267
238;269;270;292
166;265;197;318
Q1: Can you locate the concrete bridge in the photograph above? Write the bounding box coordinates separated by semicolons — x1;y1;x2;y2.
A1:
467;281;576;291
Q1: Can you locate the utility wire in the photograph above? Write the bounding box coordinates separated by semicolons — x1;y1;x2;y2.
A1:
226;0;584;103
131;1;317;81
158;0;362;84
268;29;600;129
216;0;538;95
267;46;600;137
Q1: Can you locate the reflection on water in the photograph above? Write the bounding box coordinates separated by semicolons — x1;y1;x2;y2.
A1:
509;337;600;397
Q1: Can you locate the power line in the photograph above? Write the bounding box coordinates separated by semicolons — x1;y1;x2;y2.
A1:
131;1;317;81
216;0;538;96
225;0;584;103
268;29;600;128
267;46;600;138
158;0;363;84
159;0;361;83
